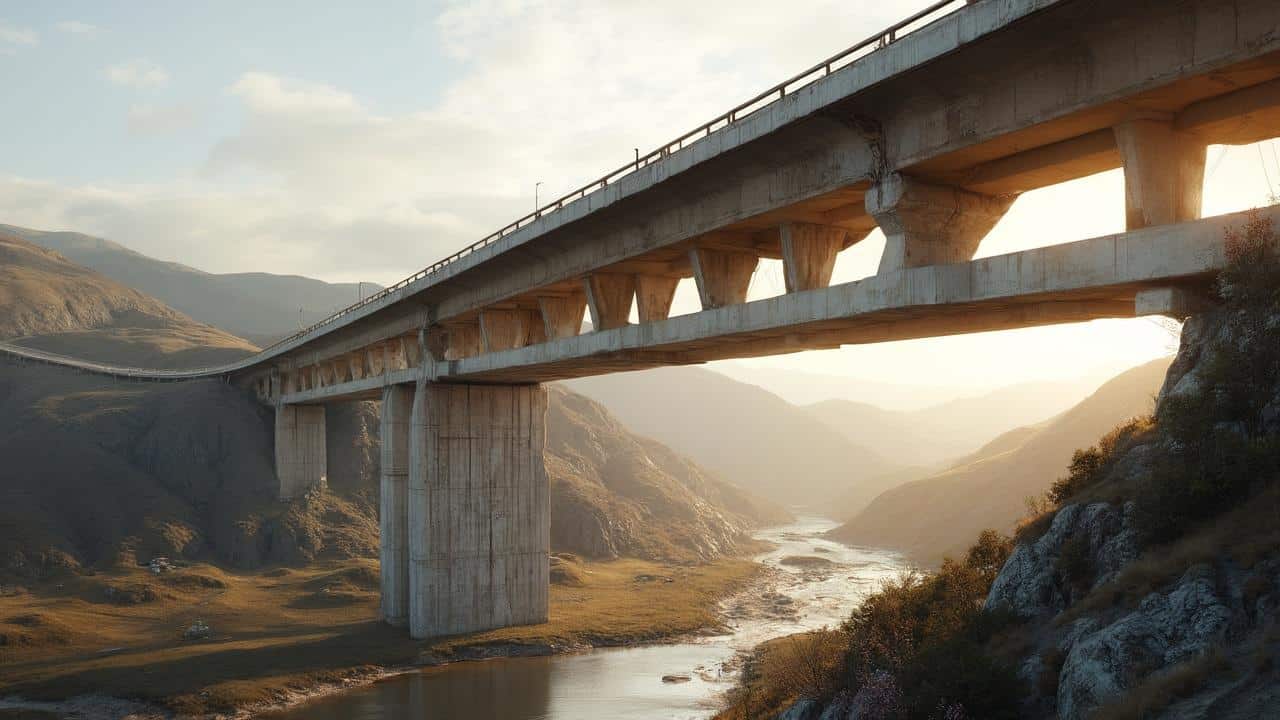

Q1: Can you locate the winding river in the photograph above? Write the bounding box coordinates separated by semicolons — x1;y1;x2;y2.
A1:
268;517;906;719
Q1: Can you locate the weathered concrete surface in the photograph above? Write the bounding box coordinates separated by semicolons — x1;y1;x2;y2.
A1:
538;293;586;339
584;273;635;330
274;404;326;500
635;275;680;322
780;223;848;293
1113;117;1206;230
272;204;1276;405
690;247;758;309
407;382;549;639
379;384;413;626
866;173;1013;272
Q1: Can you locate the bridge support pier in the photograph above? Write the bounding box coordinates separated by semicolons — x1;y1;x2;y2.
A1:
690;247;758;309
406;381;549;640
1113;117;1206;230
274;404;327;500
866;173;1013;273
584;273;635;330
379;385;413;626
780;222;848;292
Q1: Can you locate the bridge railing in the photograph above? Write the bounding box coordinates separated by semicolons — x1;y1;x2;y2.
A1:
229;0;970;361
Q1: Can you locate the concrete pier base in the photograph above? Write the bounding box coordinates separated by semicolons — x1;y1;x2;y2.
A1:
407;382;549;640
274;404;326;500
379;384;413;626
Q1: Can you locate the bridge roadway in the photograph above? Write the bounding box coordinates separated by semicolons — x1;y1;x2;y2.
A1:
3;0;1279;641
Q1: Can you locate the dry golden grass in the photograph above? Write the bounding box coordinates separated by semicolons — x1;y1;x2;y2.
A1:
713;629;847;720
1091;648;1227;720
1058;485;1280;627
0;556;760;714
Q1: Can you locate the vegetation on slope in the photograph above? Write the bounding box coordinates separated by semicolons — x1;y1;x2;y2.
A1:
830;357;1171;565
721;213;1280;719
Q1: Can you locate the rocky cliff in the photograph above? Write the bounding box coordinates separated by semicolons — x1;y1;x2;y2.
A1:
759;216;1280;720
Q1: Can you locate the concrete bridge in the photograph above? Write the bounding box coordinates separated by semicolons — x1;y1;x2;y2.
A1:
4;0;1279;640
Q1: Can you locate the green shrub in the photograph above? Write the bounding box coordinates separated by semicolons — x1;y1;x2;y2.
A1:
1049;416;1154;505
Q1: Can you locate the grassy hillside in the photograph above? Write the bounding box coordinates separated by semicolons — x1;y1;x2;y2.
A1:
2;223;377;346
829;357;1172;565
567;366;897;509
0;229;257;368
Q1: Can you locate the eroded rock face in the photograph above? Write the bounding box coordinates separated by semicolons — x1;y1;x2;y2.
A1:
1056;565;1234;720
985;501;1138;619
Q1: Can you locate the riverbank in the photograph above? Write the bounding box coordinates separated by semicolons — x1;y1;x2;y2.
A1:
0;554;764;718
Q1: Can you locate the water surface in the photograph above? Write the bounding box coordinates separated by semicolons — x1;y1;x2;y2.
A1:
269;516;904;719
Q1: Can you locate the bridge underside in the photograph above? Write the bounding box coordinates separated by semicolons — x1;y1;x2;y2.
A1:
276;204;1242;405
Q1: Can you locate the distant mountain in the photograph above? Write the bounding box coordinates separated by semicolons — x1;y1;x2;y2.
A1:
828;357;1172;565
0;239;785;574
0;228;257;368
800;379;1112;470
566;366;898;510
1;223;379;346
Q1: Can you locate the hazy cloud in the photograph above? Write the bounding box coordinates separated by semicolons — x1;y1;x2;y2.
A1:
106;59;169;89
127;103;202;136
55;20;98;35
0;22;38;53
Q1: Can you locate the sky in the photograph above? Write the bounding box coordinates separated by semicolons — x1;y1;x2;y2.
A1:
2;1;1279;400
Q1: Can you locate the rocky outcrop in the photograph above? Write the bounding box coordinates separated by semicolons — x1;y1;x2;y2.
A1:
986;501;1140;619
1055;564;1235;719
980;307;1280;719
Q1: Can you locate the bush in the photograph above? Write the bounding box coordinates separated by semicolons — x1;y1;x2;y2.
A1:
1049;416;1154;505
1133;213;1280;542
837;532;1022;720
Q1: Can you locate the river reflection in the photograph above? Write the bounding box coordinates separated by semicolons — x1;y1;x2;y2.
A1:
268;517;904;720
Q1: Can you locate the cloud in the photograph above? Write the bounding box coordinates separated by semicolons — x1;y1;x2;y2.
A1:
128;103;202;136
1;1;950;284
55;20;97;35
0;22;38;53
106;59;169;89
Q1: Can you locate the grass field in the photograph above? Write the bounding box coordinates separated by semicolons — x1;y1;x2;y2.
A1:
0;555;761;715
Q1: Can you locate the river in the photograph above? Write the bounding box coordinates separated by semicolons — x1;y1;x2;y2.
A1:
267;516;906;720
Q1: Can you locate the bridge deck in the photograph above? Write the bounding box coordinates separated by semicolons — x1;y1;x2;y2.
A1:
263;205;1260;404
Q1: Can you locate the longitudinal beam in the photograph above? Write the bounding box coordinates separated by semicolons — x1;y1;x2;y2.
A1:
271;205;1267;404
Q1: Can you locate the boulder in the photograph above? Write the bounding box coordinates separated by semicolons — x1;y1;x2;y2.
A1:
1055;565;1233;720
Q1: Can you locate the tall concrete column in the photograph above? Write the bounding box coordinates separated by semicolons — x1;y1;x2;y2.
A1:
866;173;1013;273
1113;117;1206;230
689;247;758;309
274;404;327;500
379;384;413;626
407;382;549;640
780;222;848;292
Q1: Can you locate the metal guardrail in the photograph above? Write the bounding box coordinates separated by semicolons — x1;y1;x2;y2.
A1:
250;0;968;356
0;1;968;380
0;341;219;379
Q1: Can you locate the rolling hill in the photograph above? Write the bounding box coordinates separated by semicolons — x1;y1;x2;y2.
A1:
2;223;378;346
827;356;1173;565
0;238;784;575
0;229;257;368
566;366;898;510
